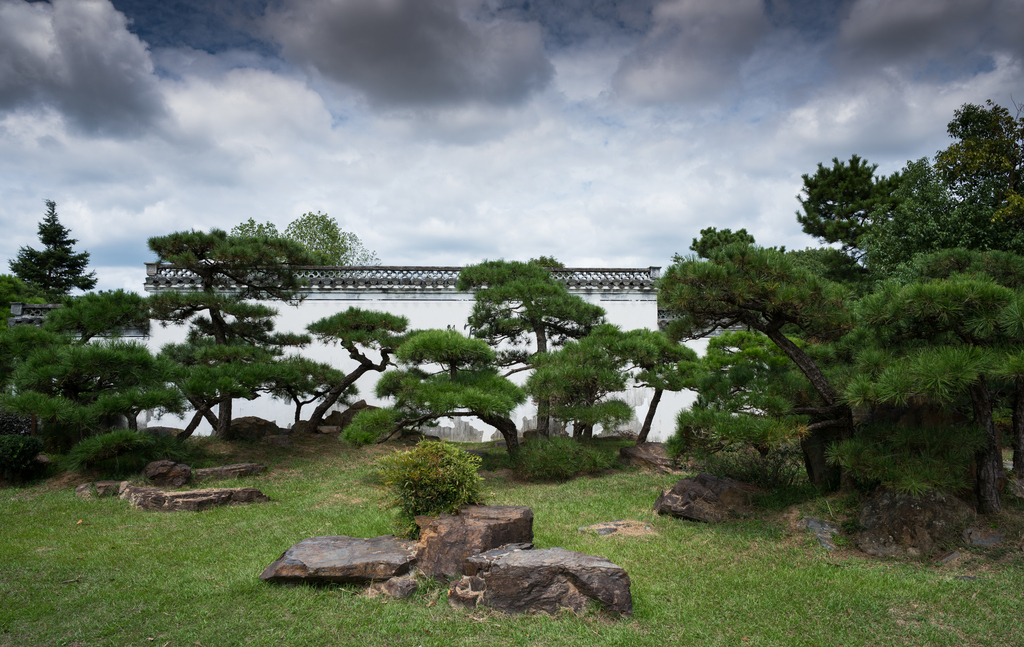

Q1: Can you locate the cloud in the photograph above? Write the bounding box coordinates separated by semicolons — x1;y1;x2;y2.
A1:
0;0;166;136
262;0;554;107
835;0;1024;75
612;0;770;103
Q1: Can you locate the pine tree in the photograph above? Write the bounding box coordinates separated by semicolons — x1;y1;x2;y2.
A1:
9;201;97;298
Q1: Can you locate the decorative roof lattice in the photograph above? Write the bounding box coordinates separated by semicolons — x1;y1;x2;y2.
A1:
144;264;661;293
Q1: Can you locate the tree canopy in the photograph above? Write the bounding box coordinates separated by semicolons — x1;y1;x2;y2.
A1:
9;201;97;298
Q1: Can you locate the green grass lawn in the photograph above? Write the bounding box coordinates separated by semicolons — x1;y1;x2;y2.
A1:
2;435;1023;647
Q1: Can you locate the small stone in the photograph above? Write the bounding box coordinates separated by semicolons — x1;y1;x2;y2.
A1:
938;550;962;564
367;576;419;599
963;526;1003;547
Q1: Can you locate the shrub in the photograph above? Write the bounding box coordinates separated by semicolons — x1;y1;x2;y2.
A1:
66;429;196;477
509;436;616;482
696;442;805;490
375;440;484;537
0;434;44;481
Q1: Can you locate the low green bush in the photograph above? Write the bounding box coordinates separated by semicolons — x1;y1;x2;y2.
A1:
0;434;44;481
374;440;484;537
66;429;197;477
695;442;805;490
508;436;616;482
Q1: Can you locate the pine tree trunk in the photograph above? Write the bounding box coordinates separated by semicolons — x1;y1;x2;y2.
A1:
215;398;232;439
969;379;1002;513
1012;381;1024;479
479;413;519;457
636;388;663;444
535;327;550;438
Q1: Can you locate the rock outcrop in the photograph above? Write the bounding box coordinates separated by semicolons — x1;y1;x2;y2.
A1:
225;417;280;442
120;485;270;512
619;443;675;472
259;535;419;584
654;473;758;522
192;463;266;483
449;545;632;616
854;489;975;558
143;460;192;487
415;505;534;578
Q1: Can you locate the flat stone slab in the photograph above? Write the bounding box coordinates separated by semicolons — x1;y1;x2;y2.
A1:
415;505;533;578
450;546;632;617
120;485;270;512
260;535;418;584
192;463;266;482
578;520;656;537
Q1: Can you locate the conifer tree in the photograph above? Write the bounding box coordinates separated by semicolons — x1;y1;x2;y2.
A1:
9;201;97;298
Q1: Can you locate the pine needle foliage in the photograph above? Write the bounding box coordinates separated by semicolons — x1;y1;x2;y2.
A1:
827;423;985;496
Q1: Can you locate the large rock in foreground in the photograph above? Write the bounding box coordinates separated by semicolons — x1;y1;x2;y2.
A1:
855;489;975;558
260;535;419;584
654;473;757;522
449;546;632;617
415;505;534;578
120;485;270;511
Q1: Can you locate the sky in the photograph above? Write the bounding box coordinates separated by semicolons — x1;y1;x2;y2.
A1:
1;0;1022;294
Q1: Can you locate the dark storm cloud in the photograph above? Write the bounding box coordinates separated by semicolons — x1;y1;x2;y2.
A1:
612;0;771;103
835;0;1024;77
0;0;166;136
262;0;554;107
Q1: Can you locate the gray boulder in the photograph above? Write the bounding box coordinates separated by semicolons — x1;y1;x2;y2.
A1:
324;400;378;430
259;535;419;584
855;489;975;558
654;473;758;522
367;575;419;599
143;460;191;487
226;417;280;442
75;480;127;498
449;546;632;617
415;505;534;578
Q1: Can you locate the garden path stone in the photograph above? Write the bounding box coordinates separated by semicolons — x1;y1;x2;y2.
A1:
191;462;265;482
449;546;632;617
259;535;419;584
415;505;534;578
120;485;270;511
654;473;758;522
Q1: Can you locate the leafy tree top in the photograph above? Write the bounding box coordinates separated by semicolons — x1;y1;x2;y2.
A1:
689;227;756;259
9;200;97;298
796;155;902;262
457;260;605;366
284;211;380;266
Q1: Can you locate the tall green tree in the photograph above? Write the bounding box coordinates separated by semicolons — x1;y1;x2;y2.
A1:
936;99;1024;224
850;269;1022;513
526;325;633;440
9;201;97;298
147;229;319;438
284;212;380;266
345;329;526;455
458;260;605;435
796;155;902;263
659;243;854;485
